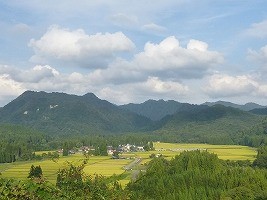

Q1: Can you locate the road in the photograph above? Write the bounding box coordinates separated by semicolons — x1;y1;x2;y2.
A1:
123;157;142;171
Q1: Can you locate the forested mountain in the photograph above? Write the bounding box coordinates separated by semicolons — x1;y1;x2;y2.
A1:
203;100;266;111
0;91;153;135
156;105;264;145
0;124;51;163
250;107;267;115
0;91;266;147
120;99;197;121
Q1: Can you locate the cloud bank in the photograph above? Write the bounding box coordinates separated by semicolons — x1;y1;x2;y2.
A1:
29;26;135;68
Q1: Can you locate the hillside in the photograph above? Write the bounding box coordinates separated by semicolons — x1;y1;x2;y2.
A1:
120;99;197;121
156;105;264;145
203;101;266;111
0;91;266;146
0;91;153;135
250;108;267;115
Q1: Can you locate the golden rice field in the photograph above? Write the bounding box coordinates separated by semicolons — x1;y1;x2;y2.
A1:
0;143;257;186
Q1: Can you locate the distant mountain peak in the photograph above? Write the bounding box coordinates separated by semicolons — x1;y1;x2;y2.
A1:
203;101;266;111
83;92;99;99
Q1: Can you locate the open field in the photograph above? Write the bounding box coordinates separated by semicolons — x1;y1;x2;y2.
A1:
0;143;257;186
0;154;132;184
153;142;257;161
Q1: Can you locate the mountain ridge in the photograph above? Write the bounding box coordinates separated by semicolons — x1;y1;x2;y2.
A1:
0;90;265;146
0;91;153;135
203;100;266;111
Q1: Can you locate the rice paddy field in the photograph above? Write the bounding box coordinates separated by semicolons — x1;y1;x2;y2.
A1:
0;143;257;186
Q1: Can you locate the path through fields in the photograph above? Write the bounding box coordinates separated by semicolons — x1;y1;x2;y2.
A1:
123;157;142;171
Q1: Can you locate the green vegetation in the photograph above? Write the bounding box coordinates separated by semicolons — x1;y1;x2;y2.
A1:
253;145;267;168
0;91;152;135
0;124;52;164
28;165;43;179
0;143;257;186
1;91;267;149
127;151;267;200
0;150;266;199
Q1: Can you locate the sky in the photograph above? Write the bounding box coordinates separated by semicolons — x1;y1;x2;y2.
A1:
1;0;267;106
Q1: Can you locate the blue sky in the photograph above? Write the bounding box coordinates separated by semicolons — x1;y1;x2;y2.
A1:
1;0;267;106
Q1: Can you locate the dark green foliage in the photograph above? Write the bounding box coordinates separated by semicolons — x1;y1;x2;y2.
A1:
0;178;66;200
56;161;127;199
0;124;51;163
250;107;267;115
156;105;265;146
204;101;266;111
56;162;84;191
94;142;108;156
112;151;120;159
28;165;43;179
144;141;154;151
253;145;267;168
120;99;197;121
0;91;153;135
62;142;69;156
0;91;267;148
127;151;267;200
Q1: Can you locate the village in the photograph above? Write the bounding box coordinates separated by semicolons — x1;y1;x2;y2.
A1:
57;143;146;159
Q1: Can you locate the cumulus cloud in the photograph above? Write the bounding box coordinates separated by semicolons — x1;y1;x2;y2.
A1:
0;69;25;105
0;65;59;83
0;74;24;97
204;74;258;98
83;36;224;86
29;25;135;68
245;20;267;38
133;36;223;74
97;76;189;104
112;36;222;80
140;76;188;94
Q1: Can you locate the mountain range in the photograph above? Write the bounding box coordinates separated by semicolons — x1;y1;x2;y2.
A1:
203;101;266;111
0;91;266;145
0;91;152;135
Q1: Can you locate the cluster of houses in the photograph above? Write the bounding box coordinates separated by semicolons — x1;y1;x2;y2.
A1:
107;144;144;155
58;144;145;155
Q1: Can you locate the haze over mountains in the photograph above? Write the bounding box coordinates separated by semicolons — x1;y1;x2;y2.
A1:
203;101;266;112
0;91;266;144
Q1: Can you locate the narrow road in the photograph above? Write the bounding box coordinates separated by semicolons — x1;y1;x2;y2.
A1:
123;157;142;171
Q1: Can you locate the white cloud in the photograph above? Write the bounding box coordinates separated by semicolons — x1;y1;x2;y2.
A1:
97;76;189;104
84;36;224;86
29;25;135;68
15;65;59;83
142;23;167;34
247;45;267;66
187;39;208;51
204;74;258;98
131;36;223;79
0;74;25;101
0;65;59;83
245;20;267;38
141;76;188;94
110;13;139;27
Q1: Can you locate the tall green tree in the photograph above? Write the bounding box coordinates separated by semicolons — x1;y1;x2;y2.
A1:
253;145;267;168
28;165;43;179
